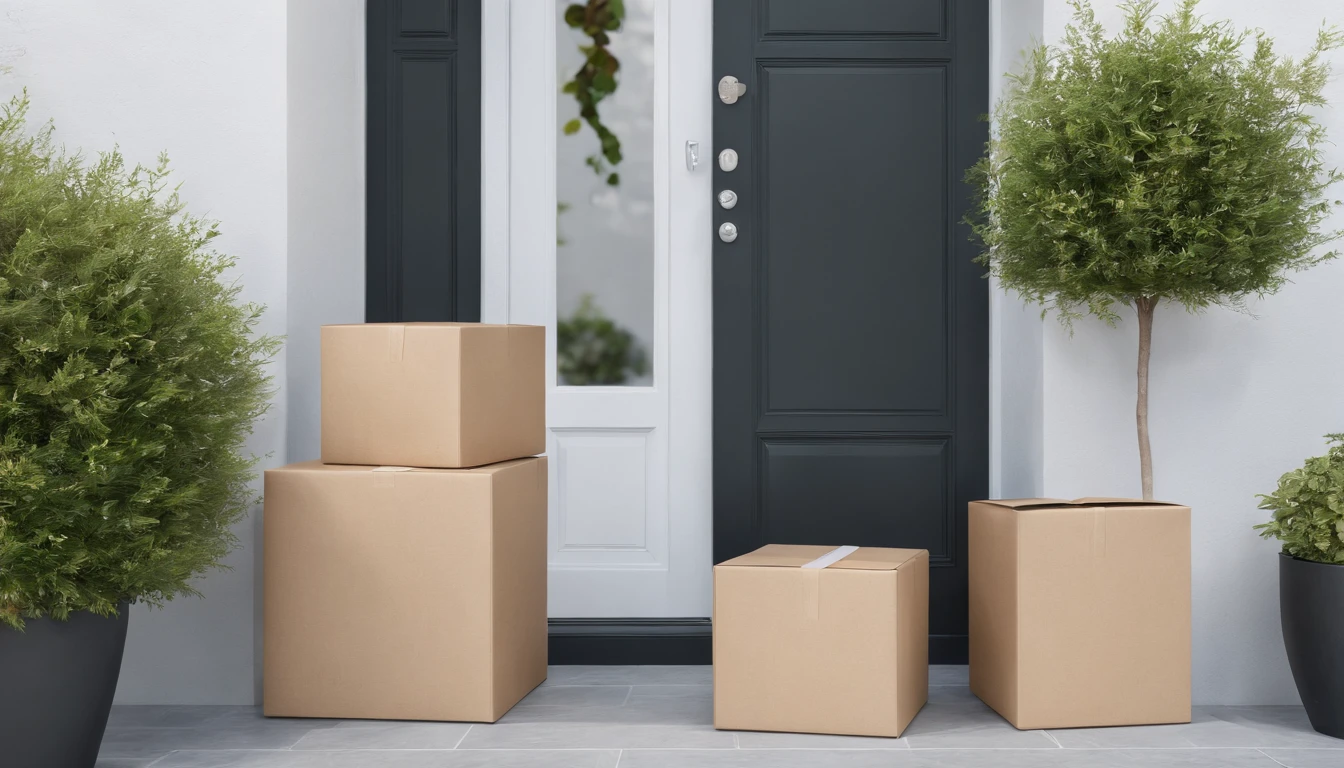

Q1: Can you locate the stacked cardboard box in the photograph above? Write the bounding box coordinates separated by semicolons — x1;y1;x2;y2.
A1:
263;323;547;723
969;498;1192;729
713;545;930;738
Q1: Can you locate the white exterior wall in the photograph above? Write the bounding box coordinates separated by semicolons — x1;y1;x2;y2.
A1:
0;0;288;704
1037;0;1344;705
2;0;1335;707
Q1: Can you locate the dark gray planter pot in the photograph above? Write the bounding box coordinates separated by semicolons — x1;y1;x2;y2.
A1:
1279;553;1344;739
0;603;130;767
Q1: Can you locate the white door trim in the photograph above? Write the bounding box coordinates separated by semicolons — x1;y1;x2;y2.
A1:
481;0;713;618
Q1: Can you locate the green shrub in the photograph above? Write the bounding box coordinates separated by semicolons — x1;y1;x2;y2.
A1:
0;95;279;629
1256;436;1344;565
557;294;647;385
968;0;1343;499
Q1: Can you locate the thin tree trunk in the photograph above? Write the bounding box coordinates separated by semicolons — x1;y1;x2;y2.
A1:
1135;297;1156;501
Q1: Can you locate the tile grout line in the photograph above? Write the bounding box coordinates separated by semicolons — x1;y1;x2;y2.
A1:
1258;747;1291;767
452;724;473;750
614;747;624;767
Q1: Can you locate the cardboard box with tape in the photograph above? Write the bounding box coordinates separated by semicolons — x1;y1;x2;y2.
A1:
263;458;548;722
321;323;544;468
713;544;930;738
969;498;1191;730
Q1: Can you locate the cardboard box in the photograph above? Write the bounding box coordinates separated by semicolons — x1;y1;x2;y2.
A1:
969;498;1191;730
263;458;547;722
713;545;929;738
322;323;544;468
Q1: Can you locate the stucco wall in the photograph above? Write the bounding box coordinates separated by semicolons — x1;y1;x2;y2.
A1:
0;0;288;704
1038;0;1344;705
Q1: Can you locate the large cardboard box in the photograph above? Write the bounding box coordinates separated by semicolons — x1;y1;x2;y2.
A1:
321;323;544;468
713;545;929;738
263;458;547;722
969;498;1191;730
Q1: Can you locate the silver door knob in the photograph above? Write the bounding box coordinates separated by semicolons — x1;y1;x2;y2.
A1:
718;75;747;105
718;190;738;209
718;222;738;243
718;148;738;172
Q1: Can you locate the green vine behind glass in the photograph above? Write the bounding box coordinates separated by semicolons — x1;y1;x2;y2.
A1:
561;0;625;186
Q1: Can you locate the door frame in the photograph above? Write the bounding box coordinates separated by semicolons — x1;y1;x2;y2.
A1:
467;0;1035;664
481;0;714;663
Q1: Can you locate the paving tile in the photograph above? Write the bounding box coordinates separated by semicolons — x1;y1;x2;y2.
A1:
1261;748;1344;767
499;690;712;726
901;699;1057;749
457;721;735;750
1050;710;1269;749
291;720;473;749
543;665;713;686
929;665;969;686
619;751;914;768
733;730;908;749
106;705;262;729
629;684;715;699
926;684;980;706
94;759;166;768
153;751;620;767
1202;707;1344;748
97;720;328;758
620;750;1275;767
515;684;633;707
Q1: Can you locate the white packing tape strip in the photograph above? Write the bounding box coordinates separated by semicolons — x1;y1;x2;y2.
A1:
371;466;415;473
800;545;859;569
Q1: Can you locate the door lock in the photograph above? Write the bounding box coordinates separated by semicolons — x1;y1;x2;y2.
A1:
718;222;739;243
718;75;747;105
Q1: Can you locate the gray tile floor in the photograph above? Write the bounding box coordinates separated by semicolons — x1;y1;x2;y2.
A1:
98;666;1343;767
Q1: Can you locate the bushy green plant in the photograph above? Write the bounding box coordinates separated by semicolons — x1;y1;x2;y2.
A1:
968;0;1343;499
1256;436;1344;564
557;294;647;385
0;95;279;629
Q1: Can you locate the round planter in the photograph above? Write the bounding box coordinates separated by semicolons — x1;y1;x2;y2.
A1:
0;604;130;767
1279;553;1344;739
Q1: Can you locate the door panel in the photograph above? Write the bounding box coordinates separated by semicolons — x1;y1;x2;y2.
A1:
761;0;946;37
713;0;988;662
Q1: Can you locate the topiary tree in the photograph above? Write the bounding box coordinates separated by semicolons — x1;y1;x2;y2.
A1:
969;0;1343;499
0;94;279;629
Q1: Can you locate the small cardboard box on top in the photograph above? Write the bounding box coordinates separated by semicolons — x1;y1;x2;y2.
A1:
321;323;544;468
969;498;1191;730
713;545;929;738
263;458;547;723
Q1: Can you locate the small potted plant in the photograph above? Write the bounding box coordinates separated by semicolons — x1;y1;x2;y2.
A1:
0;95;278;767
1256;435;1344;739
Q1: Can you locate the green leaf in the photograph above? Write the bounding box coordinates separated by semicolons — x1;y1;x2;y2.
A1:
606;172;620;186
563;119;582;135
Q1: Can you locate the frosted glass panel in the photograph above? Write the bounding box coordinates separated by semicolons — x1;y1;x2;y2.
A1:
556;0;655;386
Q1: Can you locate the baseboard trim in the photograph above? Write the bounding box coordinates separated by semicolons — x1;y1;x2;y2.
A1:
547;620;968;666
548;618;712;665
